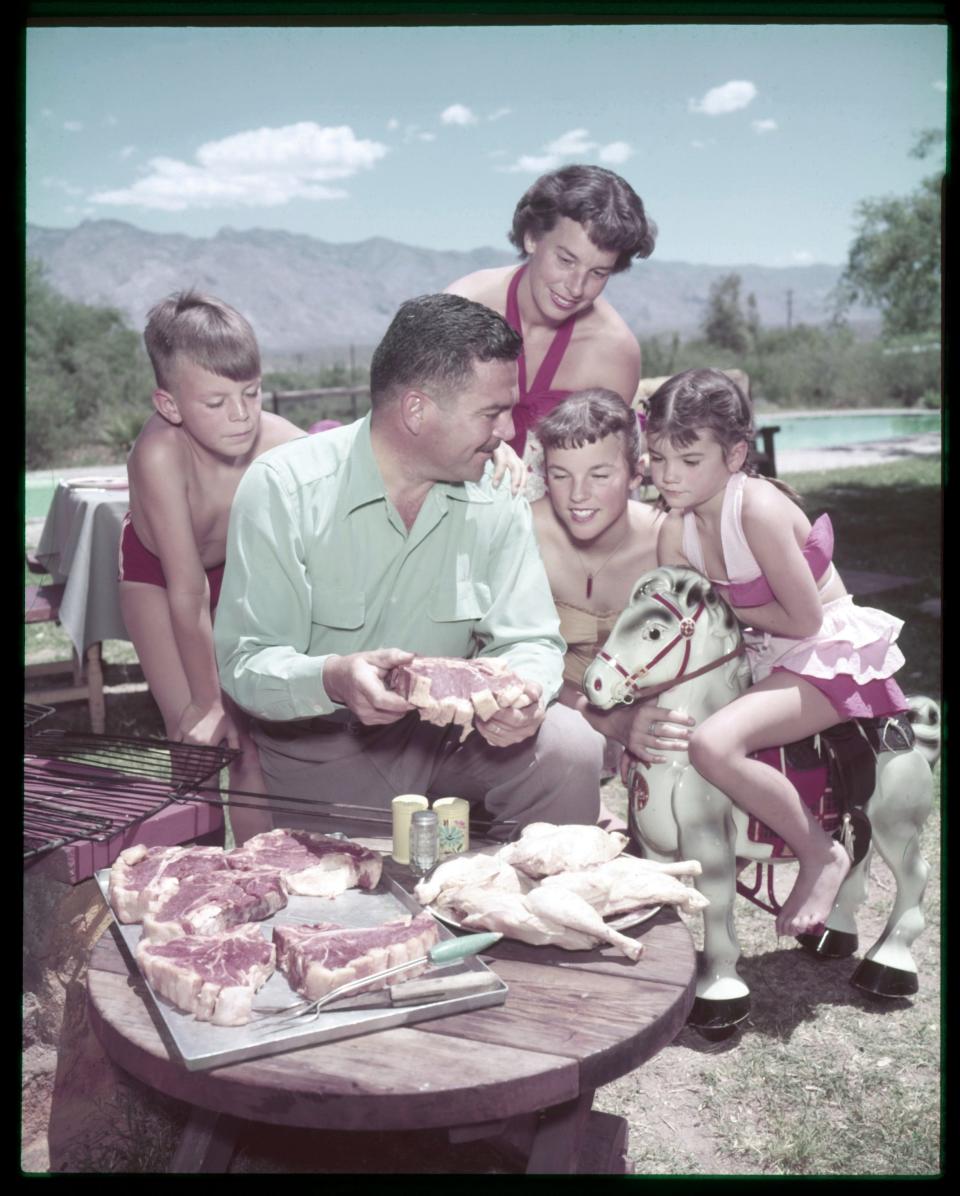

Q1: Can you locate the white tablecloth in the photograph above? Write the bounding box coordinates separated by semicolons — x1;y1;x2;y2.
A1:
35;480;131;655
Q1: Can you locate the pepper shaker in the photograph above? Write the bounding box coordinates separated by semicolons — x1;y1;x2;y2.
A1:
433;796;470;857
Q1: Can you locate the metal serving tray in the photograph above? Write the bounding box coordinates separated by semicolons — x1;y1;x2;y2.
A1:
94;868;508;1071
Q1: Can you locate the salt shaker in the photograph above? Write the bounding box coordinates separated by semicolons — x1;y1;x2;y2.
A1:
391;794;429;864
409;809;439;876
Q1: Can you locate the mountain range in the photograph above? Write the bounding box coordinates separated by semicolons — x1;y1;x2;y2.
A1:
26;219;876;359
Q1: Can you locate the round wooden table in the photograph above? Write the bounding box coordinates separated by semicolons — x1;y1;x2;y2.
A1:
87;875;696;1174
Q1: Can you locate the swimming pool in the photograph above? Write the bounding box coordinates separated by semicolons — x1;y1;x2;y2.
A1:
755;410;941;453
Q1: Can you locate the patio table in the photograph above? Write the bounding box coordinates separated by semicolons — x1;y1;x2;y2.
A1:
34;478;132;656
86;844;697;1174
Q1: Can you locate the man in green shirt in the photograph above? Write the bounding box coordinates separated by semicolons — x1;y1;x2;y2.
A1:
215;294;603;837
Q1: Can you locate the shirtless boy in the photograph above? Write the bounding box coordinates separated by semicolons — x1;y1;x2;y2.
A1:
119;291;304;843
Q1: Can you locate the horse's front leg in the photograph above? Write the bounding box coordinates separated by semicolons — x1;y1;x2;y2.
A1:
851;749;933;997
672;764;751;1036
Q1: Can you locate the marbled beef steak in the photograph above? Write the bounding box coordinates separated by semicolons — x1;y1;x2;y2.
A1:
226;829;383;896
135;922;276;1026
388;655;527;740
108;844;228;923
141;868;288;942
273;912;440;1000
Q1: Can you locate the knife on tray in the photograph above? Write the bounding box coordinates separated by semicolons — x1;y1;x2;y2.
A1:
319;967;504;1012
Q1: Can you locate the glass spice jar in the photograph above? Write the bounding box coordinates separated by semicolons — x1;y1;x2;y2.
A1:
409;809;439;876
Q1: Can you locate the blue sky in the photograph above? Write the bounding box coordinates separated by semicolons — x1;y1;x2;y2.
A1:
26;22;947;267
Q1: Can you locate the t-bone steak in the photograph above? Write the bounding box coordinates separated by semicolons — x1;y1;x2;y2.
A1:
108;844;228;923
135;922;276;1026
273;912;440;1001
141;868;288;942
226;829;383;897
387;655;528;739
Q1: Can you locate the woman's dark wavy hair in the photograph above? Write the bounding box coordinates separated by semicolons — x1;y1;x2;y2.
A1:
536;388;642;474
508;164;656;273
645;368;801;506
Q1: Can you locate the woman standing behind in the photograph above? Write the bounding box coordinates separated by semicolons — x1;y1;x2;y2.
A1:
532;390;694;776
446;165;657;490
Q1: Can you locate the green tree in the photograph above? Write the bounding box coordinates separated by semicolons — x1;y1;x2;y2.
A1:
701;273;749;354
836;130;943;336
26;263;154;467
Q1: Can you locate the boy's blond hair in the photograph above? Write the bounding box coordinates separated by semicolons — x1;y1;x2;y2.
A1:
144;290;261;391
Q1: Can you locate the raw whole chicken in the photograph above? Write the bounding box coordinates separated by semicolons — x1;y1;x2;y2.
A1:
499;823;629;877
456;887;597;951
524;888;644;960
415;822;708;959
540;856;709;917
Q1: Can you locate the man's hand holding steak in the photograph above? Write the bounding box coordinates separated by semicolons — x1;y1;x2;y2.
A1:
475;678;545;748
324;649;416;724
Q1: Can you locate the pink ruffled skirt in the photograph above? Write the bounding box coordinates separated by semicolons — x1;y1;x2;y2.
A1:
744;595;908;720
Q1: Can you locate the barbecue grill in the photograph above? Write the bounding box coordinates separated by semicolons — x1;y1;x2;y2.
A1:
24;714;506;884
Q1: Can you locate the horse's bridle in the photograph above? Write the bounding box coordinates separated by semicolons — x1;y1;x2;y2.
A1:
593;588;744;704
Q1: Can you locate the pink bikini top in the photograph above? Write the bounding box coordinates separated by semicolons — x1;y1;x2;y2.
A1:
681;472;834;607
504;264;577;455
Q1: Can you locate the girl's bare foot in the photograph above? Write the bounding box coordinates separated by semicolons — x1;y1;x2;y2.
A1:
776;841;852;937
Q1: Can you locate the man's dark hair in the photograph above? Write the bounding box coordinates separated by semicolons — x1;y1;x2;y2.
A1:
370;293;522;407
508;164;656;273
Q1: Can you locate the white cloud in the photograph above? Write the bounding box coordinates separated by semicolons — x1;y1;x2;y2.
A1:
689;80;757;116
42;175;83;197
387;117;400;130
498;127;631;173
933;79;947;93
752;118;778;134
792;250;814;265
418;132;436;142
488;107;511;121
63;120;84;132
441;103;478;126
598;141;633;165
545;128;595;156
90;121;387;212
119;145;137;159
103;114;119;127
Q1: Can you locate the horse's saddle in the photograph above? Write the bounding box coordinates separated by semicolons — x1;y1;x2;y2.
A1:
782;712;915;813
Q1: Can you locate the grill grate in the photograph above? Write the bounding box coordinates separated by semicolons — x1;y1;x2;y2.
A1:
24;703;56;729
23;729;238;862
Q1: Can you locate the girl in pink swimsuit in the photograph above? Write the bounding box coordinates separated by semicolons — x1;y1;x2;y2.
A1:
647;368;908;939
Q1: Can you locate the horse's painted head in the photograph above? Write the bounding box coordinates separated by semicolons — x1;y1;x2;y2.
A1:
583;566;739;709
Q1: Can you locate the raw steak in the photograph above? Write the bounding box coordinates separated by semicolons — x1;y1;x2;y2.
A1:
141;868;288;942
135;922;276;1026
108;843;228;924
273;912;440;1001
387;655;528;740
227;829;383;897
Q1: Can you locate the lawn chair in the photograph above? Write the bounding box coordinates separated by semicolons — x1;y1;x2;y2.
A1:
25;554;106;733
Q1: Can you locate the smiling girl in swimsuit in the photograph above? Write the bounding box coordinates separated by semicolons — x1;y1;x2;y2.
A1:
532;390;694;788
649;368;909;936
446;165;657;491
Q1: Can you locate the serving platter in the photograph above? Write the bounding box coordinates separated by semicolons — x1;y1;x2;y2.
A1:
94;868;508;1072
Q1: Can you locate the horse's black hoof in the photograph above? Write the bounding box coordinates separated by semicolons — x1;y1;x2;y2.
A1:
688;994;750;1036
796;927;859;959
697;1023;739;1042
850;958;919;998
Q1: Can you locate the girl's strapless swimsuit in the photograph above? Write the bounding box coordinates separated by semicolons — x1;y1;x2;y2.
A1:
681;473;907;721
